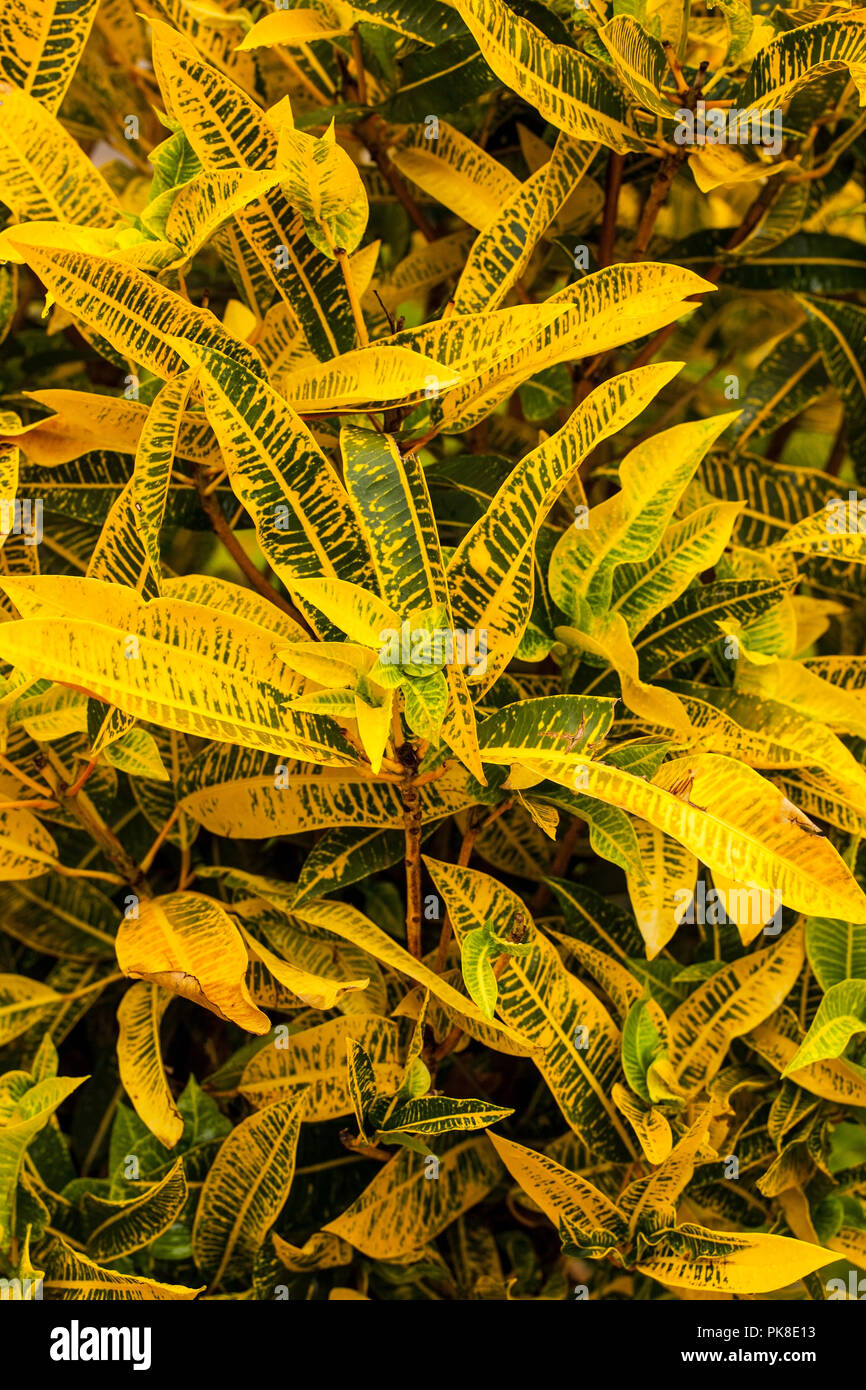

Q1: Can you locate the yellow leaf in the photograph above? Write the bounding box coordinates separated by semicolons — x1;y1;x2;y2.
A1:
42;1234;203;1299
179;756;477;838
689;146;795;193
116;982;183;1148
0;441;18;550
391;122;522;232
162;166;298;265
239;922;369;1011
0;575;356;763
239;1014;404;1118
425;858;637;1158
667;926;805;1094
0;1073;87;1244
280;345;460;412
0;83;121;225
487;1131;627;1246
747;1011;866;1107
611;1084;673;1164
565;612;694;738
0;797;58;880
453;0;647;152
454;133;597;316
272;1229;353;1271
511;752;866;923
0;389;220;468
169;341;378;602
0;230;264;383
292;894;533;1050
275;116;369;258
238;5;353;47
354;686;394;776
288;577;399;645
85;1157;188;1261
0;0;99;113
324;1136;503;1258
115;892;270;1035
623;1103;718;1236
638;1226;835;1294
447;363;681;689
191;1090;308;1287
742;656;866;741
625;821;696;959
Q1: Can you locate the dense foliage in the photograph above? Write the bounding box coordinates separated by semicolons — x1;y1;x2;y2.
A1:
1;0;866;1304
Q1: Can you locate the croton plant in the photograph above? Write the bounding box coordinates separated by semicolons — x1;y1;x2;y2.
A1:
0;0;865;1306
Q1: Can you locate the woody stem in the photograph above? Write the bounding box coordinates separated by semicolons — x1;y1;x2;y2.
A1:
401;775;423;959
434;800;514;972
393;711;424;958
39;745;151;898
336;247;370;348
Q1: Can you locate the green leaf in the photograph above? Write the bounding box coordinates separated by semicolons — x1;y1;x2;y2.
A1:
461;924;500;1020
377;1095;513;1137
785;981;866;1074
85;1157;188;1261
453;0;649;152
799;296;866;478
191;1090;308;1288
621;998;666;1103
1;1074;87;1244
807;918;866;992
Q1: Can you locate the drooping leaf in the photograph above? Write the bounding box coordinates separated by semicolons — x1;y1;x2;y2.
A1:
41;1234;203;1299
85;1156;187;1261
323;1136;503;1259
191;1089;308;1288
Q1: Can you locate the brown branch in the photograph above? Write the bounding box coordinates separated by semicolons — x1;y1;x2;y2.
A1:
826;417;848;477
194;468;315;635
40;748;151;898
393;725;424;959
432;1022;463;1064
768;416;799;460
598;152;625;268
399;422;440;455
631;61;708;261
413;764;451;788
0;797;58;810
662;40;690;98
351;23;368;105
402;780;423;959
140;807;180;874
631;149;686;259
627;177;781;370
530;815;583;915
64;758;98;799
355;114;438;243
336;246;370;347
434;800;514;972
340;1131;392;1162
